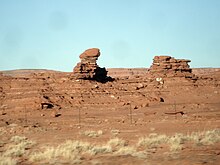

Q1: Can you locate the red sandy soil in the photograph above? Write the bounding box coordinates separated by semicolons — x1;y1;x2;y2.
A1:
0;68;220;164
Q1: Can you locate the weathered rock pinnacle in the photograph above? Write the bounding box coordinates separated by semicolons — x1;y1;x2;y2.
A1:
73;48;111;82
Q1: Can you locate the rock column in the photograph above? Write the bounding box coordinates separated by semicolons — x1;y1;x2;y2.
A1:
73;48;108;81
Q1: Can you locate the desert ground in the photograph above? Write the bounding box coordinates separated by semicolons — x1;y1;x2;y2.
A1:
0;67;220;165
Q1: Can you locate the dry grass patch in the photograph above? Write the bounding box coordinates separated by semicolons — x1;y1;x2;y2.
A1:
138;133;168;149
29;140;90;164
0;156;17;165
138;133;187;152
1;129;220;164
3;136;35;157
0;136;35;165
27;129;220;164
86;145;112;156
111;129;120;136
28;140;112;164
138;129;220;152
83;130;103;138
187;129;220;145
107;138;127;149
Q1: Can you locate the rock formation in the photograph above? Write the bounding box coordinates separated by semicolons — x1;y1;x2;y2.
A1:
148;56;197;79
73;48;110;82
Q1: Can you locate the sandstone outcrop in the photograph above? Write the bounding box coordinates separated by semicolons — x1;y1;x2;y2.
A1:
73;48;109;82
148;56;197;79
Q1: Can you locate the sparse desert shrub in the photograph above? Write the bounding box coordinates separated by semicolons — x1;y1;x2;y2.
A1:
58;140;91;154
3;136;35;157
114;146;136;155
29;140;112;163
29;147;82;164
0;156;17;165
186;132;201;144
199;129;220;145
113;145;147;158
0;128;6;136
168;133;186;152
0;136;34;165
3;129;218;164
10;136;27;144
187;129;220;146
29;140;87;164
0;141;4;147
111;129;120;136
107;138;127;149
86;145;112;155
138;130;220;152
169;143;183;152
3;146;25;157
83;130;103;138
138;133;168;149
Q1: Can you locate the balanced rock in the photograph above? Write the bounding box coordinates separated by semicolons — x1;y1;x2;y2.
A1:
73;48;108;81
148;56;197;79
79;48;100;59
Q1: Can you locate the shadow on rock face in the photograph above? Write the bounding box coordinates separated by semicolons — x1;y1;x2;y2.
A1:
93;67;115;83
72;48;115;83
41;103;54;109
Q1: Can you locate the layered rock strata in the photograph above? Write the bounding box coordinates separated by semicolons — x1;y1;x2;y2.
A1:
149;56;196;79
73;48;108;82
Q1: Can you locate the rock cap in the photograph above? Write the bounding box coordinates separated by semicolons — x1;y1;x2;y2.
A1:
79;48;100;59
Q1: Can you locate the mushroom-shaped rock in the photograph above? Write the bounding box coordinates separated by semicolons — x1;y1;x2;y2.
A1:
72;48;112;82
79;48;100;59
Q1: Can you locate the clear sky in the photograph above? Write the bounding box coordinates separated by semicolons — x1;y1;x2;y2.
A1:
0;0;220;71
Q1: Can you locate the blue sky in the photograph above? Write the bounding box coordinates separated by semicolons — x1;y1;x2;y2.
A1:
0;0;220;71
